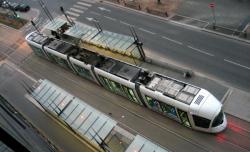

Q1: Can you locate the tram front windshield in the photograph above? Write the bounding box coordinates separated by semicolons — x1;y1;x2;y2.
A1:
212;110;224;127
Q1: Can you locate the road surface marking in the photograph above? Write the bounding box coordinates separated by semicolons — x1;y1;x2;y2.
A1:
70;8;84;13
224;59;250;70
70;17;76;21
187;45;215;57
80;0;96;3
104;15;116;21
77;1;92;7
90;11;101;16
98;7;111;12
161;36;183;45
66;11;80;17
138;28;156;35
73;5;88;10
120;21;134;26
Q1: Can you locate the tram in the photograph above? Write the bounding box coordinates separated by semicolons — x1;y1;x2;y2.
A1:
25;31;227;133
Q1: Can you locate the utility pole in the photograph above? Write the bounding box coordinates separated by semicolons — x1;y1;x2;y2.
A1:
31;20;40;34
38;0;53;22
60;6;75;26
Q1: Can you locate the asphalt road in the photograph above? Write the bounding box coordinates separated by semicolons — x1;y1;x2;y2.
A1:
81;2;250;91
10;0;250;91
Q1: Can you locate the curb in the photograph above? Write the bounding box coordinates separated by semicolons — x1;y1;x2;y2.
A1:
202;28;250;44
102;0;250;44
101;1;171;21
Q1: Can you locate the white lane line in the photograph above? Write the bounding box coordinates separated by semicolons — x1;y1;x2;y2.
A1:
90;11;101;16
70;8;84;13
104;15;116;21
120;21;134;26
73;5;88;10
80;0;96;3
161;36;183;45
66;11;80;17
138;28;156;35
77;1;92;7
187;45;215;57
224;59;250;70
69;16;76;21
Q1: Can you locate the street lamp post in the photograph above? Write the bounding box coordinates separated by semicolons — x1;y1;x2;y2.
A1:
209;3;216;29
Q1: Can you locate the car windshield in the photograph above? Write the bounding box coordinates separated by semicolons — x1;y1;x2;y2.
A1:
212;110;224;127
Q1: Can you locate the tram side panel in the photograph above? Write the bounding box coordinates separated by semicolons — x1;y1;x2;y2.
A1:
26;36;49;59
139;85;196;129
69;57;100;84
43;47;74;71
94;68;143;106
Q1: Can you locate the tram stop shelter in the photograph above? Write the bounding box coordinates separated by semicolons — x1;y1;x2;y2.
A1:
30;79;169;152
43;17;142;60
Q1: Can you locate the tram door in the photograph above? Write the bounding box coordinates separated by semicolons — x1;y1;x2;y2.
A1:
177;109;191;128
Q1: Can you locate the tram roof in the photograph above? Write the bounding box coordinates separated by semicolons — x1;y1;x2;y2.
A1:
46;39;74;54
98;58;141;81
26;32;49;45
145;74;200;105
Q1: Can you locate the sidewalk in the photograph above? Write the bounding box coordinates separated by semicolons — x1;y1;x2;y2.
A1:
0;8;39;64
103;0;250;44
223;88;250;122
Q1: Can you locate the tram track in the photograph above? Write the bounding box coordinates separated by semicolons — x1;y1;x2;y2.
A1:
1;46;249;152
22;55;250;152
20;56;212;152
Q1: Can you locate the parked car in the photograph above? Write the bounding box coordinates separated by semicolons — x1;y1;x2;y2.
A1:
16;3;30;12
8;2;19;11
0;1;30;12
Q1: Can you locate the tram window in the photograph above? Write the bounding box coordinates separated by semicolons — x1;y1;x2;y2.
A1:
145;96;161;112
73;64;93;80
121;85;134;102
109;80;125;96
31;45;44;56
192;115;211;128
177;109;191;128
212;111;224;127
127;88;139;104
98;76;108;89
159;101;178;119
104;78;114;91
